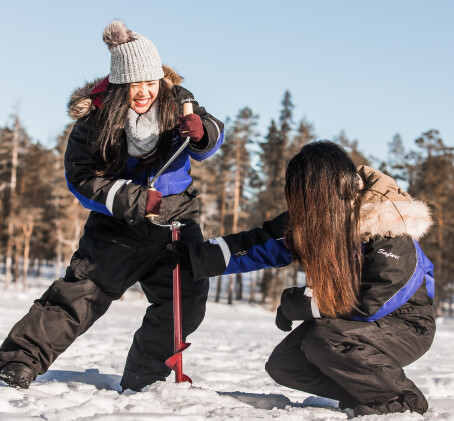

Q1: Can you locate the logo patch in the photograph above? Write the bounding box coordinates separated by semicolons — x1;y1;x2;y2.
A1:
377;249;400;259
234;251;248;257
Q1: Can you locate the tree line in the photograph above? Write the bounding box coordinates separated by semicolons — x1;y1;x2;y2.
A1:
1;92;453;314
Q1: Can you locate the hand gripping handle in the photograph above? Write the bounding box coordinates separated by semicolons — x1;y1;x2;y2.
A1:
145;100;194;218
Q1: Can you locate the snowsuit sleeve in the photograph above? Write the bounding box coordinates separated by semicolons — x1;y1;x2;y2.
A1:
64;113;147;222
174;86;224;161
189;212;293;281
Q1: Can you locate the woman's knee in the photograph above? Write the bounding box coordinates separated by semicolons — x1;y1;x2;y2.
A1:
265;352;286;385
265;346;324;393
38;277;112;322
264;343;294;386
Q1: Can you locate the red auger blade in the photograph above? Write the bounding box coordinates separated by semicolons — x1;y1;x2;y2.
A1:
165;342;192;383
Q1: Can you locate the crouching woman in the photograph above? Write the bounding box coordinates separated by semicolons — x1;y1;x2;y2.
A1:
167;140;435;416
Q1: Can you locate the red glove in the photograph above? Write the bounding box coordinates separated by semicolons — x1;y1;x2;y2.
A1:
178;114;204;142
145;189;162;217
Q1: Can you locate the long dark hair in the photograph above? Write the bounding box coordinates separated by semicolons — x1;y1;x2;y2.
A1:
91;79;178;177
284;140;363;318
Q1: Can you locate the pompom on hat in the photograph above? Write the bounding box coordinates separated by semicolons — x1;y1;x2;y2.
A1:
103;20;164;84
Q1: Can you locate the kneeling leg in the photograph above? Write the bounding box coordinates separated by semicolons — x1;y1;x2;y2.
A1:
265;322;360;409
302;320;428;415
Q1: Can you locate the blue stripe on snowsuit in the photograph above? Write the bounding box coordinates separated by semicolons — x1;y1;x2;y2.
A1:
352;240;434;322
417;240;434;298
187;131;224;161
223;238;292;275
65;174;113;216
124;133;224;196
65;132;224;214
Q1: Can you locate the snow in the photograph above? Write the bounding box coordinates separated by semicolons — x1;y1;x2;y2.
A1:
0;273;453;420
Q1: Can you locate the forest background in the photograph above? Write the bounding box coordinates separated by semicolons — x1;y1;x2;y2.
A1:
1;91;453;314
0;1;453;314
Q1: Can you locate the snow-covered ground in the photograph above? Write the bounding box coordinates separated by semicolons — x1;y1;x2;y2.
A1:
0;273;453;420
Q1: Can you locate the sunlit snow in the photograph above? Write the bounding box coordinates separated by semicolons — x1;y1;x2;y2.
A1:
0;269;453;420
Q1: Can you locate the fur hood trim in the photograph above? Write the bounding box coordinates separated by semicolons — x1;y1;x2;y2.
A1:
360;199;432;241
67;65;183;120
357;165;432;240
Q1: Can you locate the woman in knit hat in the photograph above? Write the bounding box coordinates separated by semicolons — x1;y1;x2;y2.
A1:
0;20;224;392
166;141;435;416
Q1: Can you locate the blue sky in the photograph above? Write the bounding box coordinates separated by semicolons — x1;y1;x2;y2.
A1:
1;0;452;162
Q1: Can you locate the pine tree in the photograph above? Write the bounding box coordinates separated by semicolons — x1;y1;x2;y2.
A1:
255;91;297;307
387;133;406;181
407;130;454;315
0;126;13;259
190;158;220;239
277;91;294;187
211;119;236;303
16;141;53;288
228;107;259;302
3;117;24;288
50;123;89;278
290;117;316;156
334;130;370;166
256;119;280;222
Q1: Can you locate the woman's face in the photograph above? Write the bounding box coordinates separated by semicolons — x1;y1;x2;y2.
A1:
129;81;160;114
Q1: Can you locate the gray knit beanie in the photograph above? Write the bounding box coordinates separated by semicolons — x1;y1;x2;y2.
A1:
103;20;164;84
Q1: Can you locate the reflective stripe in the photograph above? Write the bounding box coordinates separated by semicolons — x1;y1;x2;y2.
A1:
304;287;321;319
205;117;221;141
214;236;231;267
106;179;131;214
311;296;321;319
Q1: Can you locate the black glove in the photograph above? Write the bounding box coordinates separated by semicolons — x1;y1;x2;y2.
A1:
280;287;315;321
275;306;293;332
165;241;192;272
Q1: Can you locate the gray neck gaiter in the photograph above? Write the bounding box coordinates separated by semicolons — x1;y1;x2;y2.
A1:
124;100;160;157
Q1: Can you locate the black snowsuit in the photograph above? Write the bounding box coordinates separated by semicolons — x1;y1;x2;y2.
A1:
185;166;436;415
0;69;224;391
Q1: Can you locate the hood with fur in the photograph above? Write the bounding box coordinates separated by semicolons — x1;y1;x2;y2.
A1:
67;65;183;120
358;165;432;241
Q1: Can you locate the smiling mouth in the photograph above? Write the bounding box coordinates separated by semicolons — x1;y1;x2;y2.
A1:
134;98;151;106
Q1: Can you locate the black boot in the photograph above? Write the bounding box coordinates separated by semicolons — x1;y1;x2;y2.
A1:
353;404;382;416
0;363;35;389
354;392;428;417
120;368;165;392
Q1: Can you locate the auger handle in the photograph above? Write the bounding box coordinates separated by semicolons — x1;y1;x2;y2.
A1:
145;100;194;218
183;101;194;117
